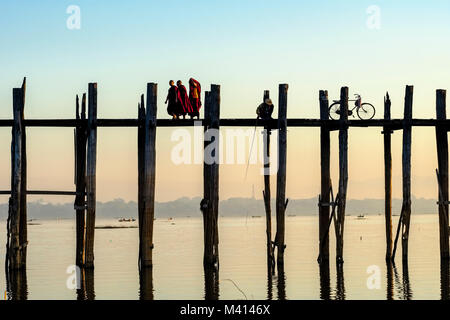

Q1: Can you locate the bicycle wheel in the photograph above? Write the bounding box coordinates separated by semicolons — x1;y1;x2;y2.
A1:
357;103;375;120
328;102;341;120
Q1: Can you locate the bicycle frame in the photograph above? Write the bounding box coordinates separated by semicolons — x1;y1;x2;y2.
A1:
333;94;362;113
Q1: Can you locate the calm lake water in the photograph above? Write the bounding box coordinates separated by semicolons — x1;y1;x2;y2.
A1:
0;214;447;300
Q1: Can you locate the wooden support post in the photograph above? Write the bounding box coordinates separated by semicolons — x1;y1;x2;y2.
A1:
383;92;393;261
140;83;157;268
275;84;288;267
336;87;349;264
202;85;220;269
137;94;145;266
7;81;26;271
202;91;211;267
318;90;330;263
436;89;449;259
75;93;87;267
84;83;97;268
401;85;413;262
18;78;27;268
262;90;274;273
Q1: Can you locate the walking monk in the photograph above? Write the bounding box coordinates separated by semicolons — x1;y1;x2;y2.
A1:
188;78;202;119
165;80;179;119
177;80;192;119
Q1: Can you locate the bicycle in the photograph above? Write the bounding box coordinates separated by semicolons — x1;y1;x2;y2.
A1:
328;94;376;120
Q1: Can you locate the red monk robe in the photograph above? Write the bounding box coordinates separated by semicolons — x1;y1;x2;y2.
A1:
189;78;202;118
177;82;193;117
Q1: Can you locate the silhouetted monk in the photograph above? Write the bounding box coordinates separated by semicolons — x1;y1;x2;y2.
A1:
189;78;201;119
177;80;192;119
165;80;179;119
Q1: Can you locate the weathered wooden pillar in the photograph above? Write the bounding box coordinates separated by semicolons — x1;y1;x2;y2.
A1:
401;86;413;262
75;93;87;267
7;83;25;270
137;94;145;266
84;83;97;268
336;86;349;264
140;83;157;268
275;84;288;267
436;89;449;260
318;90;330;263
383;93;393;261
202;85;220;269
202;91;211;267
262;90;274;273
18;78;27;268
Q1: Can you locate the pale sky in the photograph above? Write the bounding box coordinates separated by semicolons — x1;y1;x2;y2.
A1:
0;1;449;203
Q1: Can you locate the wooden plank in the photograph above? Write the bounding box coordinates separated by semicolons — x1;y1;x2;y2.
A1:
262;90;274;273
384;92;393;261
0;117;444;128
140;83;157;268
401;85;413;262
275;84;288;268
336;87;349;264
318;90;330;263
75;93;87;266
84;83;97;268
436;89;449;259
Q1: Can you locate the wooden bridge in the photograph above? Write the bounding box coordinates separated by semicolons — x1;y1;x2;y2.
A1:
3;79;450;287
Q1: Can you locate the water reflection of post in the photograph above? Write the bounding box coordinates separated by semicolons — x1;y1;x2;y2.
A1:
77;268;95;300
204;267;219;300
276;264;286;300
401;261;412;300
5;268;28;300
267;270;273;300
319;260;330;300
139;267;154;300
441;259;450;300
386;261;394;300
336;263;345;300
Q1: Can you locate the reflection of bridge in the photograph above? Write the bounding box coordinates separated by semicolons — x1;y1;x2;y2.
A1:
3;79;450;300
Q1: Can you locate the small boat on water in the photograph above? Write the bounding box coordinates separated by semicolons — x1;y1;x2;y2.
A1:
118;218;136;222
357;214;366;219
